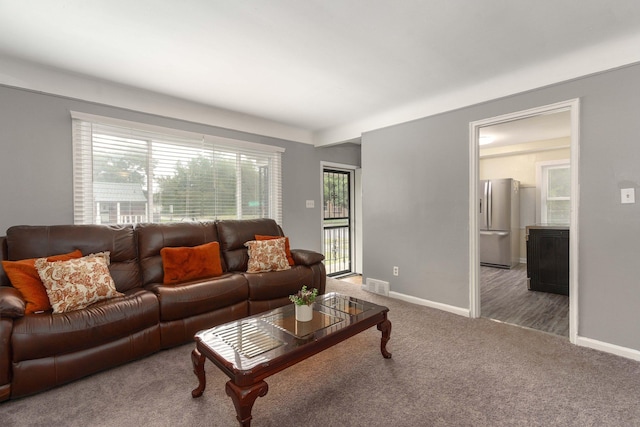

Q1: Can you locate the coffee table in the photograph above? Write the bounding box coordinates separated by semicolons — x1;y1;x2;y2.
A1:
191;292;392;426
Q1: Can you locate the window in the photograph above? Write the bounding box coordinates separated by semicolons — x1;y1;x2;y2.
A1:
71;112;283;225
537;160;570;224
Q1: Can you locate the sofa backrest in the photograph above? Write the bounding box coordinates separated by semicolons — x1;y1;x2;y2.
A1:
136;221;221;286
216;218;283;272
0;237;9;287
4;224;140;292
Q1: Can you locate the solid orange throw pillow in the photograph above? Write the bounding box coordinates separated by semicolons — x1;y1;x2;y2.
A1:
255;235;295;266
2;249;83;314
160;241;223;285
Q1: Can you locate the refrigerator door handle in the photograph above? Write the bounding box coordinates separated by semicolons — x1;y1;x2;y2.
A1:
487;180;492;229
482;180;489;229
480;230;509;237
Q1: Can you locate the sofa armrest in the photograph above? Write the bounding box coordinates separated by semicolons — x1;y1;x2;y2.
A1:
0;286;25;318
290;249;324;266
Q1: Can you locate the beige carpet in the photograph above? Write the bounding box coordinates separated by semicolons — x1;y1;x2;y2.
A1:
1;277;640;426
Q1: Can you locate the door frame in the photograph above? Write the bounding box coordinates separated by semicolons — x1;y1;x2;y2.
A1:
320;161;360;276
468;99;580;344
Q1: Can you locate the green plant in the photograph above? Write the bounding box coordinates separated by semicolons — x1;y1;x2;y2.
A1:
289;285;318;306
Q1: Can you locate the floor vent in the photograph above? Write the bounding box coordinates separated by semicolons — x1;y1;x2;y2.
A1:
363;278;389;296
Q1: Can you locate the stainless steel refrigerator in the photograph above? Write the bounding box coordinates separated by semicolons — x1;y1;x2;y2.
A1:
479;178;520;268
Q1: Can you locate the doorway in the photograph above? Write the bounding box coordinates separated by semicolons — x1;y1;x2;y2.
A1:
322;167;353;276
469;100;580;343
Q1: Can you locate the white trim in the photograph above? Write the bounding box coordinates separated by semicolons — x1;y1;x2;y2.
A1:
576;336;640;362
320;161;359;275
69;111;285;153
354;168;363;274
469;120;480;318
480;145;570;159
389;291;470;318
72;112;285;225
469;99;580;346
321;161;359;170
568;101;580;342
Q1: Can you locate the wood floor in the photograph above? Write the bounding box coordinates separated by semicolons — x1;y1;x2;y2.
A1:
339;267;569;337
481;264;569;337
335;273;362;285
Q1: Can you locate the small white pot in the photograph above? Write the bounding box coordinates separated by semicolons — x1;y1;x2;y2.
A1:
295;304;313;322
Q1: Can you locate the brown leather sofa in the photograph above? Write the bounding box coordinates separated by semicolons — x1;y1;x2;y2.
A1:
0;219;325;401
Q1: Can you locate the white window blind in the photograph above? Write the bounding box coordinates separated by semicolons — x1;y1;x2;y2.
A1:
72;113;283;225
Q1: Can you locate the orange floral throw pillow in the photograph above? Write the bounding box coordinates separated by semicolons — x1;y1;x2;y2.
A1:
160;241;223;285
255;235;295;266
245;238;291;273
34;252;124;314
2;249;83;314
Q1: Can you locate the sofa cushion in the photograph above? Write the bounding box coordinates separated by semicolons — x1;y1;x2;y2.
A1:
255;235;295;265
0;318;11;389
137;222;222;286
35;252;124;314
290;249;325;266
160;241;223;284
6;225;140;292
217;218;283;271
245;238;290;273
11;288;159;362
145;273;248;322
2;249;83;314
244;265;315;301
0;287;25;318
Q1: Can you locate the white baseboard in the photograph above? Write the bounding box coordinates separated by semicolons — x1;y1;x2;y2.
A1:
575;336;640;362
389;291;470;317
388;290;640;362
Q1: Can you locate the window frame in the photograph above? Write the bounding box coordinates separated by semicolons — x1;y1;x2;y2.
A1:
71;111;284;225
536;159;570;224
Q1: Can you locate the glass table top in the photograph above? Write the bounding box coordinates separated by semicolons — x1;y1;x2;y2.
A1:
195;292;387;371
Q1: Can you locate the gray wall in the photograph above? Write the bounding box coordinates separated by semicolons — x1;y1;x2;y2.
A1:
0;85;360;253
362;62;640;352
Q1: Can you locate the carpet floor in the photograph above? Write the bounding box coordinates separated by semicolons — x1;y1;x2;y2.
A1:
1;278;639;426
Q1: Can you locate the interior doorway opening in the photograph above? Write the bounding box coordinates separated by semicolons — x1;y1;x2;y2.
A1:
469;99;580;344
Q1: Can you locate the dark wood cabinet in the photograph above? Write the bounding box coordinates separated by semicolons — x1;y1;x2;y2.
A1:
526;226;569;296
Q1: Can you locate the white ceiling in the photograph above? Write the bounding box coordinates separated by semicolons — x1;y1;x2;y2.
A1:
480;111;571;148
1;1;640;145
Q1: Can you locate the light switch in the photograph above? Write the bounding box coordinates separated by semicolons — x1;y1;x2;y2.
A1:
305;200;315;208
621;188;635;204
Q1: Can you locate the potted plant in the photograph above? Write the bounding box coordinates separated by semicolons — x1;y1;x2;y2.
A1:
289;285;318;322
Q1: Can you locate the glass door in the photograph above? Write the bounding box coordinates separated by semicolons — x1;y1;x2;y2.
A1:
323;168;351;276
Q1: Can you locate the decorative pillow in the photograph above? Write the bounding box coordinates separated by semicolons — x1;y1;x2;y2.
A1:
255;235;295;266
2;249;83;314
34;252;124;314
245;238;291;273
160;241;223;284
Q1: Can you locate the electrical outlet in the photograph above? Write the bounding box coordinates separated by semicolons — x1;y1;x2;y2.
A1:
621;188;635;204
393;266;399;276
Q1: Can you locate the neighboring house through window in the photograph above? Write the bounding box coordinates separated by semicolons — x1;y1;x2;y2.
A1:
71;112;284;225
536;159;570;224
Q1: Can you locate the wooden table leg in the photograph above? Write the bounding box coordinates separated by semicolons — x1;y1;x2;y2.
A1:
377;313;392;359
191;348;206;398
225;380;269;427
